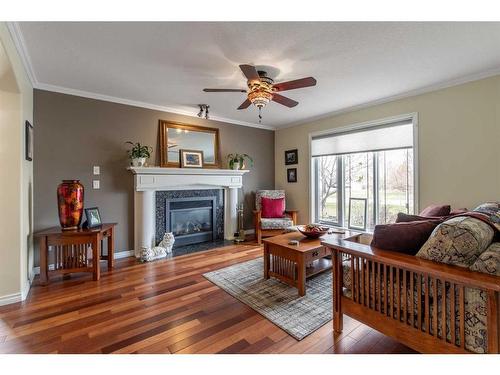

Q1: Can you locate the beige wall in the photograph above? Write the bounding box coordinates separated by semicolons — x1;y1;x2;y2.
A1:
0;23;34;303
34;90;275;259
275;75;500;224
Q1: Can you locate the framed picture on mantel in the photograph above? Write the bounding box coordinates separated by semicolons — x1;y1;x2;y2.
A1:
179;149;204;168
158;120;221;168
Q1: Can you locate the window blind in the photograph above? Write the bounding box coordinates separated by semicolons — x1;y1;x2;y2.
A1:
311;120;413;157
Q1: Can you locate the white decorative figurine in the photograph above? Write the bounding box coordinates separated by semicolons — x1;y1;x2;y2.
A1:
140;232;175;262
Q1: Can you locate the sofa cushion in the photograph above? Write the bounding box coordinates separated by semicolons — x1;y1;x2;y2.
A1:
473;202;500;231
450;208;468;215
261;197;285;218
469;242;500;276
260;217;293;230
371;220;440;255
419;204;451;217
396;212;445;223
416;216;494;267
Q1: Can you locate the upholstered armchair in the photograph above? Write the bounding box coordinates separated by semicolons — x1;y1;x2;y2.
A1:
253;190;298;244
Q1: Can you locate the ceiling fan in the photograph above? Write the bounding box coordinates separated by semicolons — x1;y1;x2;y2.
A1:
203;64;317;123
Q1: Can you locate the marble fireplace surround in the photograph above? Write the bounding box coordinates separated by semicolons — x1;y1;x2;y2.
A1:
128;167;248;257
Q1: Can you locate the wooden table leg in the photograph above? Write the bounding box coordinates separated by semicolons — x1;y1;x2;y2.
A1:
333;250;344;333
92;235;101;281
263;243;270;279
39;236;49;285
297;256;306;297
107;227;114;270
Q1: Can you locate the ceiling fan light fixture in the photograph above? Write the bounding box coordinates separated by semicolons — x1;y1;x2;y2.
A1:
248;90;272;108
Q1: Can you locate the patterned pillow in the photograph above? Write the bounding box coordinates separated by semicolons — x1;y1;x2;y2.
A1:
473;202;500;231
469;242;500;276
416;216;494;267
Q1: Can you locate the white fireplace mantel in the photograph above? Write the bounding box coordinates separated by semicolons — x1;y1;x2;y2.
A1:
128;167;249;256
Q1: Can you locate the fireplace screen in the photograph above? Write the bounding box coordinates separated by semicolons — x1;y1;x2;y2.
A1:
166;196;217;247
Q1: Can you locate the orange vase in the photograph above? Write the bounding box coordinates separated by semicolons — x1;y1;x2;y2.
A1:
57;180;84;230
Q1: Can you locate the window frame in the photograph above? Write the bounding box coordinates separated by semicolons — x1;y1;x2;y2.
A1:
309;113;419;229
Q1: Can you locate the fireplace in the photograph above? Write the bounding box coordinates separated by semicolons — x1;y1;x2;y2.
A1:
155;189;224;249
128;167;248;258
166;196;216;247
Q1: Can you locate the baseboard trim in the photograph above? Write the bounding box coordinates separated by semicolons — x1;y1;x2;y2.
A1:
32;250;136;275
21;280;31;301
0;292;22;306
114;250;135;259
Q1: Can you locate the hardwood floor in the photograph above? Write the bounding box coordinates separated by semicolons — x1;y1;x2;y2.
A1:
0;243;416;354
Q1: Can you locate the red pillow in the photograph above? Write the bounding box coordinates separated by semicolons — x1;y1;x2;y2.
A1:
419;204;451;217
371;220;439;255
261;197;285;218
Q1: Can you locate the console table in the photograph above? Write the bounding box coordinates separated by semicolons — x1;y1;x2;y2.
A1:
34;223;116;285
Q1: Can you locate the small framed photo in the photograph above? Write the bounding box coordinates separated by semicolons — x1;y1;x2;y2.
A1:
287;168;297;183
285;149;298;165
348;198;367;231
179;149;204;168
84;207;102;229
25;121;33;161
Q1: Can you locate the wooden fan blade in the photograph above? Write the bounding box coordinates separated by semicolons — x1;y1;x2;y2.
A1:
272;93;298;108
273;77;317;92
203;88;246;92
239;64;260;81
237;99;251;110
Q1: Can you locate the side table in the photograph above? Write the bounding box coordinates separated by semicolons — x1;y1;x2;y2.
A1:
34;223;116;285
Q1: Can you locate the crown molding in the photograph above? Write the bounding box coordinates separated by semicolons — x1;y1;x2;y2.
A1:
6;21;38;87
278;68;500;129
35;82;276;130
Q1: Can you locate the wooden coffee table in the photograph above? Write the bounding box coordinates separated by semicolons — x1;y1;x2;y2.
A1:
263;231;351;296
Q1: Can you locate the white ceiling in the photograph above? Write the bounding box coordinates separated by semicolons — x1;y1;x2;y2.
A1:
14;22;500;129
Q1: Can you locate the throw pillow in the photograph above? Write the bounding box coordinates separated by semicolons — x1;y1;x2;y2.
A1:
261;197;285;218
473;202;500;231
469;242;500;276
371;220;440;255
419;204;451;217
416;216;494;267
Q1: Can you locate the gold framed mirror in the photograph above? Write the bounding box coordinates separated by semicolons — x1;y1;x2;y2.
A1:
159;120;221;168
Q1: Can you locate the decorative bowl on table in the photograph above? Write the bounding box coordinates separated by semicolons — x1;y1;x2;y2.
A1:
297;224;329;239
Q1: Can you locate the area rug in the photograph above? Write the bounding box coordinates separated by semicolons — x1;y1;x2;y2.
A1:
203;257;332;340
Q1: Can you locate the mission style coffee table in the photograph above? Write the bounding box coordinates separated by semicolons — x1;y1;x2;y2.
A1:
262;231;351;296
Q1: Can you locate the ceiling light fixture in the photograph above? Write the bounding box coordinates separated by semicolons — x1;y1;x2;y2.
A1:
197;104;210;120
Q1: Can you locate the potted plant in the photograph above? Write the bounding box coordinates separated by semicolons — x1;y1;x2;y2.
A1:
126;141;153;167
226;153;253;170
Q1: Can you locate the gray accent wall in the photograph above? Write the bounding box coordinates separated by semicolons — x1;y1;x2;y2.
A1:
34;89;275;259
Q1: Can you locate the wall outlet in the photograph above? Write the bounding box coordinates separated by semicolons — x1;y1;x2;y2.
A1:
93;166;100;175
92;180;100;189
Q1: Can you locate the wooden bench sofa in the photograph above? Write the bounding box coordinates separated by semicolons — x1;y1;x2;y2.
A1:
322;233;500;354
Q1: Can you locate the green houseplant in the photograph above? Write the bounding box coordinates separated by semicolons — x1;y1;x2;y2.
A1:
126;141;153;167
226;153;253;170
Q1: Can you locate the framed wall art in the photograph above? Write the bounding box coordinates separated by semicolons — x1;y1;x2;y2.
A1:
285;149;298;165
287;168;297;183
